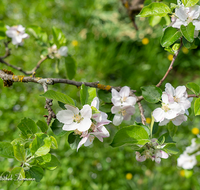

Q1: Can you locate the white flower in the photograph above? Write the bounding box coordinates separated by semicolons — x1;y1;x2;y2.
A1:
172;5;200;32
177;152;197;169
48;44;68;59
152;150;169;164
6;25;29;45
136;152;146;162
111;105;135;126
111;86;136;107
57;46;68;58
56;104;92;132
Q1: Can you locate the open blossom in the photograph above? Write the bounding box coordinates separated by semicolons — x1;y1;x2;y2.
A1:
111;86;136;126
153;83;192;126
6;25;29;45
177;138;200;169
171;4;200;37
135;138;169;163
48;44;68;59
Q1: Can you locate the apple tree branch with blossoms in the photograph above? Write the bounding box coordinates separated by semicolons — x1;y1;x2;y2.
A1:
0;0;200;186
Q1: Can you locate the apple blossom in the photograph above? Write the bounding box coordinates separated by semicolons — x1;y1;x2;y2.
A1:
171;4;200;33
6;25;29;45
48;44;68;59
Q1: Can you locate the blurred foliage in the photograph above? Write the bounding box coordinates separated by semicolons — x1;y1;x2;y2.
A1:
0;0;200;189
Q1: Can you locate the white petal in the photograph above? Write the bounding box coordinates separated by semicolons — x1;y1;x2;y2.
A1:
77;136;88;151
175;86;186;98
165;83;175;96
77;118;92;132
152;108;165;122
119;86;130;98
159;119;170;126
172;19;187;29
65;105;79;114
84;135;95;146
172;114;187;126
124;97;136;106
111;88;120;99
188;5;200;19
62;123;78;131
160;150;169;159
162;94;169;104
175;6;188;21
56;110;74;124
113;114;123;126
58;46;68;57
91;97;99;109
81;105;92;118
192;20;200;30
111;106;121;114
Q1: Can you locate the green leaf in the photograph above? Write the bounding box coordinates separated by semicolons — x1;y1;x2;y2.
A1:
37;120;48;133
163;143;179;154
17;118;38;138
88;87;97;105
30;133;51;156
50;136;58;149
180;22;195;42
99;104;112;113
41;90;75;106
141;85;162;103
8;167;25;188
98;89;112;103
183;37;193;49
149;16;162;27
28;166;44;182
158;133;175;144
52;26;67;46
187;82;200;95
172;43;180;52
167;121;178;137
0;22;6;40
182;0;199;7
50;119;69;136
65;55;77;80
68;132;80;150
38;154;60;170
110;125;150;147
164;47;175;54
161;27;182;47
11;139;26;162
0;142;14;158
80;84;89;105
137;2;171;17
194;98;200;116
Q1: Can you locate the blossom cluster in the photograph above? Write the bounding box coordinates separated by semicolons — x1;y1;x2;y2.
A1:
177;138;200;169
136;138;169;164
153;83;192;126
111;86;137;126
171;3;200;37
56;97;111;150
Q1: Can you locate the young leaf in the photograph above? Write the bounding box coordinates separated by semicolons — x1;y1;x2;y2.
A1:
186;82;200;95
17;118;38;138
158;133;175;144
11;140;26;162
194;98;200;116
180;22;195;42
88;87;97;105
30;133;51;156
50;136;58;149
0;142;14;158
80;84;89;105
37;120;48;133
65;55;77;80
149;15;162;27
38;154;60;170
110;125;150;147
28;166;44;182
161;27;182;47
163;143;179;154
137;2;171;17
141;85;162;103
167;121;178;137
52;26;67;46
182;0;199;7
41;90;75;106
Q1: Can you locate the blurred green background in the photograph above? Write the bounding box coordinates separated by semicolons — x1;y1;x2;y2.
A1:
0;0;200;189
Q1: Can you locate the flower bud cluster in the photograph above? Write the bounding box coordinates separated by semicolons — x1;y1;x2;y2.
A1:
177;138;200;169
111;86;137;126
48;44;68;59
136;138;169;163
56;97;111;150
153;83;192;126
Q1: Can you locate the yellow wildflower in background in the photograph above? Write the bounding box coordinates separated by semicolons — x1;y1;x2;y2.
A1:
168;54;173;61
126;173;133;180
142;38;149;45
192;127;199;135
72;40;78;47
182;47;189;54
180;170;185;177
146;117;151;124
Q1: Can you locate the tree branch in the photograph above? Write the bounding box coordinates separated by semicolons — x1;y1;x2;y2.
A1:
137;102;146;125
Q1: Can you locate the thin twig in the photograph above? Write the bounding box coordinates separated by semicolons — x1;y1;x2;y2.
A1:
188;94;200;98
156;39;183;88
137;102;146;125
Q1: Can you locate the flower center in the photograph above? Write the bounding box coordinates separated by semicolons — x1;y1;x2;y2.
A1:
73;114;83;123
187;16;193;24
74;129;82;135
173;96;180;103
121;96;127;102
161;103;170;112
121;109;127;116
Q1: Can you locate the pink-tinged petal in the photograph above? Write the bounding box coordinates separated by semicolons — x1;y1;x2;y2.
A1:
160;150;169;159
165;83;175;97
159;119;170;126
111;106;121;114
124;106;135;115
175;86;186;98
136;152;146;162
152;108;165;122
65;105;79;114
192;20;200;30
172;114;187;126
124;97;137;106
84;135;95;146
123;114;131;121
113;114;124;126
62;123;78;131
119;86;130;98
56;110;74;124
81;105;92;118
155;157;161;164
175;6;188;21
77;136;89;151
91;97;99;109
77;118;92;132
